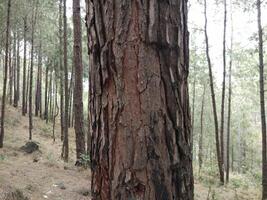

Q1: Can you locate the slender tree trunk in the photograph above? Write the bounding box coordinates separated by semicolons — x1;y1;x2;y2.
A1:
39;47;43;118
53;79;59;142
9;34;14;105
25;53;30;114
226;1;233;183
44;65;49;123
59;0;64;141
14;30;20;107
68;64;74;128
35;42;42;117
62;0;69;162
191;70;196;158
85;1;193;199
199;85;206;173
49;70;53;121
73;0;85;163
22;17;27;116
29;32;34;140
0;0;11;148
13;32;17;107
87;69;91;155
220;0;227;175
204;0;224;184
257;0;267;198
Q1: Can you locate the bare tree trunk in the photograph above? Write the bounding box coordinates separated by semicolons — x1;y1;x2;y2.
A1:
25;52;30;114
9;33;14;105
226;0;233;183
44;65;49;123
14;30;20;107
22;17;27;116
85;1;193;199
257;0;267;198
204;0;224;184
61;0;69;162
53;78;59;142
220;0;227;175
59;0;64;141
13;32;17;107
0;0;11;148
35;42;42;117
199;85;206;173
73;0;85;163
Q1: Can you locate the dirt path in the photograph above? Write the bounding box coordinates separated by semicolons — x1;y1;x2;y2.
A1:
0;106;90;200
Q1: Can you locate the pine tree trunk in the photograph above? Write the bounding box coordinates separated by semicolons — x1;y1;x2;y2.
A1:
257;0;267;198
85;1;193;199
14;30;20;107
0;0;11;148
13;32;17;107
220;0;227;176
59;0;64;141
199;85;206;173
9;35;13;105
204;0;224;184
62;0;69;162
22;17;27;116
226;1;233;183
73;0;85;162
44;65;49;122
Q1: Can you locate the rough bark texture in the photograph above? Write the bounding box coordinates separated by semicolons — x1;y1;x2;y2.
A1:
85;0;193;199
0;0;11;148
73;0;86;161
257;0;267;199
204;0;224;184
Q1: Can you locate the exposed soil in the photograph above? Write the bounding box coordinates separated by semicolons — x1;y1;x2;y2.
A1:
0;106;90;200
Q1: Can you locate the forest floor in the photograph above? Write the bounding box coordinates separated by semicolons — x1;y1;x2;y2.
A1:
0;105;90;200
0;105;261;200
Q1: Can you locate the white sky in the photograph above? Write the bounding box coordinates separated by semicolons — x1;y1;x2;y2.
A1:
188;0;267;81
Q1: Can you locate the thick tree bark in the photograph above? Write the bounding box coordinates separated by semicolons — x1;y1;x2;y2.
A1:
0;0;11;148
73;0;85;162
203;0;224;184
257;0;267;199
199;85;206;173
61;0;69;162
85;1;193;199
22;17;27;116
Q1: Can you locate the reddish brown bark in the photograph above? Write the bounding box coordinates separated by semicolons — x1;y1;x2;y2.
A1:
85;0;193;199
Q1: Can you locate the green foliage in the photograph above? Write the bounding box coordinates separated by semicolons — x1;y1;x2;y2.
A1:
78;153;90;168
0;154;5;161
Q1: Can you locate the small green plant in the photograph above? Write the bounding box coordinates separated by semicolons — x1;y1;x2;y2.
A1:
78;153;90;168
0;154;5;161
